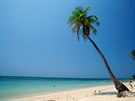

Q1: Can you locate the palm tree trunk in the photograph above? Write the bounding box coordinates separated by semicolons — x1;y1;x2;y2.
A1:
86;35;129;94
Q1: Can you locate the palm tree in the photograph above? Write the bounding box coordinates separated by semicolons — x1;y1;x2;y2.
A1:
68;6;129;96
131;50;135;80
131;50;135;60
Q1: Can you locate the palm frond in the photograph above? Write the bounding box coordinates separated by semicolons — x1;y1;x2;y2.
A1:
79;13;85;19
75;6;83;12
72;10;82;16
77;27;80;41
86;15;100;26
68;6;100;41
131;50;135;60
71;23;81;41
68;15;78;25
68;8;83;25
84;6;90;14
89;24;97;34
71;7;83;17
90;15;98;20
72;23;80;33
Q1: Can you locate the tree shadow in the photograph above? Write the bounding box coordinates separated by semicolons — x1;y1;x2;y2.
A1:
94;91;117;95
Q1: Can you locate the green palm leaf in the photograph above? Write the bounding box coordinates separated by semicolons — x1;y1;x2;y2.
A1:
68;6;100;41
89;24;97;34
131;50;135;60
86;15;100;26
72;23;80;33
84;6;90;15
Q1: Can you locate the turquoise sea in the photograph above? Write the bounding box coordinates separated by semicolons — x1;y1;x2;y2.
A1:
0;76;133;100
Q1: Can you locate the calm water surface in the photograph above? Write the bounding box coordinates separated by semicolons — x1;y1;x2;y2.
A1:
0;76;133;100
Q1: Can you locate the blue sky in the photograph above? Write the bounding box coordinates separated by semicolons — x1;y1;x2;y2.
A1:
0;0;135;78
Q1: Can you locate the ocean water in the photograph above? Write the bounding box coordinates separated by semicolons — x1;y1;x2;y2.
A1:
0;76;132;100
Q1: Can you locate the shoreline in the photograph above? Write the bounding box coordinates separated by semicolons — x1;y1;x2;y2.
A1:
7;82;135;101
2;83;113;101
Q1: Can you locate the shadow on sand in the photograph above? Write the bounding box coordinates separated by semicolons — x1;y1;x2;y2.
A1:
94;91;117;95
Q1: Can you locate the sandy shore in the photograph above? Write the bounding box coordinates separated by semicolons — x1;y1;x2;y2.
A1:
10;82;135;101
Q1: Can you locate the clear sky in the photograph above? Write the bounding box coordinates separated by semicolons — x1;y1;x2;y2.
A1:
0;0;135;78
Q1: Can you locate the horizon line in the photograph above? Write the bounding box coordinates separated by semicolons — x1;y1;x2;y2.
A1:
0;75;133;79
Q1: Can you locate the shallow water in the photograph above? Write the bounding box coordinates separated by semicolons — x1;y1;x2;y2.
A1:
0;76;132;100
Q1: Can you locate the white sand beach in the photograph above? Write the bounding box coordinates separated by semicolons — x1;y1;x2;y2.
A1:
9;82;135;101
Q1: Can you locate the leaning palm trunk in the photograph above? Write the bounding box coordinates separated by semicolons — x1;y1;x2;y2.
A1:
86;35;129;96
68;6;133;97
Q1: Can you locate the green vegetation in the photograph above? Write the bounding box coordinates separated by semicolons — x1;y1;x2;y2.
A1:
68;6;99;41
68;6;130;96
131;50;135;60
